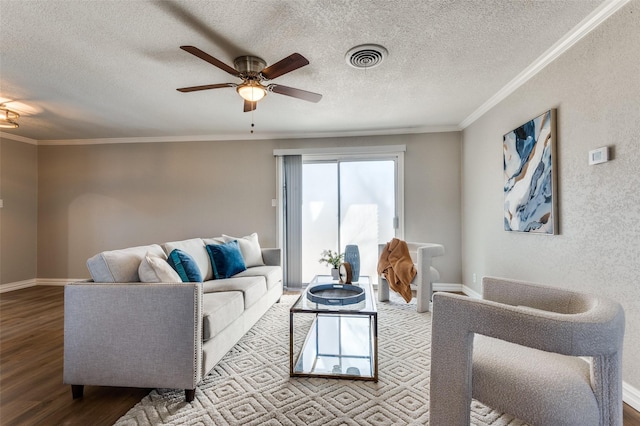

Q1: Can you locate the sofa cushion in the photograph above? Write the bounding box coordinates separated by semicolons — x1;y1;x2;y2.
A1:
206;241;246;279
222;233;265;267
163;238;212;281
138;252;182;283
202;276;267;308
233;265;282;290
86;244;165;283
202;291;244;341
167;249;203;282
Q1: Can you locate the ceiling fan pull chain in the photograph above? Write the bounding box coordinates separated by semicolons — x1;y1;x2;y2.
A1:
251;110;255;134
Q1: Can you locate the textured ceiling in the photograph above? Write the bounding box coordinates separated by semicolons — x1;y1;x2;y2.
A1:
0;0;606;142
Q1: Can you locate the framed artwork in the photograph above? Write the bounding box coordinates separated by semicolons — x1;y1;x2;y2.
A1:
503;109;557;234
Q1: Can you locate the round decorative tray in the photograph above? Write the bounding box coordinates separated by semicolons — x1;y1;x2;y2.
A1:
306;284;365;306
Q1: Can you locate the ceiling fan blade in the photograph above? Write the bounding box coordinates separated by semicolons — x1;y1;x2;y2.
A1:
177;83;236;93
244;100;257;112
180;46;240;77
268;84;322;103
261;53;309;80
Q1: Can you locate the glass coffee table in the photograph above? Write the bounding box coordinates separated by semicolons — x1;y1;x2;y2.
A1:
289;275;378;381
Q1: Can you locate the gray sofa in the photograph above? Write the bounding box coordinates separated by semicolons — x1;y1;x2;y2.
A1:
63;236;283;402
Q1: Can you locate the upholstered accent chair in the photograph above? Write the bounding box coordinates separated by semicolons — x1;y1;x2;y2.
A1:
429;276;625;426
377;242;444;313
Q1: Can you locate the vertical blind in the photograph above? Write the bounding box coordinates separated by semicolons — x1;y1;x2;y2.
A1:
283;155;302;287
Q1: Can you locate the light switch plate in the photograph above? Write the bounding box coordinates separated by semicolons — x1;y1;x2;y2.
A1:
589;147;609;165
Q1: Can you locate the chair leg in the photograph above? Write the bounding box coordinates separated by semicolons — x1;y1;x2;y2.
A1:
71;385;84;399
378;277;390;302
416;282;430;313
185;389;195;402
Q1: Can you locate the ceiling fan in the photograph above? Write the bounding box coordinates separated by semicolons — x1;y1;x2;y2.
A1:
177;46;322;112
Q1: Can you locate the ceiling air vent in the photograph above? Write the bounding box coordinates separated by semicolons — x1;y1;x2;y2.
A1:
345;44;388;69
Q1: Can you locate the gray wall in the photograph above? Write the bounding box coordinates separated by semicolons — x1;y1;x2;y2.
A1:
37;132;461;283
37;140;279;278
0;138;38;284
461;1;640;389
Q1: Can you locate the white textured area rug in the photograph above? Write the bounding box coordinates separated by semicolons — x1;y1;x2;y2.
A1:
116;294;527;426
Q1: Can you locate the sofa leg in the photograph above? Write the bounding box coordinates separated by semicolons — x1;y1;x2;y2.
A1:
71;385;84;399
185;389;195;402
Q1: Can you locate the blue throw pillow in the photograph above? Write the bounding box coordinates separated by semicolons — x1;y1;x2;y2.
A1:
167;249;203;282
206;241;247;279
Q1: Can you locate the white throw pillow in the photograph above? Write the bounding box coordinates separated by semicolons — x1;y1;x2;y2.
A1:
138;252;182;283
202;237;224;246
163;238;211;281
87;244;165;283
222;233;264;267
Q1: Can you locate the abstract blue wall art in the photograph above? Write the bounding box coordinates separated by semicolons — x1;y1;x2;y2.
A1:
503;109;557;234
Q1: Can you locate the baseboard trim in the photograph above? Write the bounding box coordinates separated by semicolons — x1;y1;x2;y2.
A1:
433;282;462;292
0;278;86;293
624;381;640;412
37;278;81;286
462;284;482;299
0;279;37;293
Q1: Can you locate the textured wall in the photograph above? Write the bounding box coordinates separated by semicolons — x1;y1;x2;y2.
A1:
37;140;278;279
461;1;640;389
0;138;38;284
403;132;461;284
37;132;461;283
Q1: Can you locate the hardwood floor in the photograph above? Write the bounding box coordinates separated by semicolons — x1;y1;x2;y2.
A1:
1;286;148;425
2;286;640;425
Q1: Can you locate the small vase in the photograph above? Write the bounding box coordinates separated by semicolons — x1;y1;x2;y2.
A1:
331;268;339;280
344;245;360;282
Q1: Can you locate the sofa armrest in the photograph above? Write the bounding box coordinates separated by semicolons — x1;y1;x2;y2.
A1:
261;248;281;266
414;243;444;283
64;282;203;391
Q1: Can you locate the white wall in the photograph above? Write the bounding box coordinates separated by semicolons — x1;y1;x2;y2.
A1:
462;1;640;389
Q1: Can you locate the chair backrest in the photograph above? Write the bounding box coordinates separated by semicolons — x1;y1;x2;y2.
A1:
480;277;625;356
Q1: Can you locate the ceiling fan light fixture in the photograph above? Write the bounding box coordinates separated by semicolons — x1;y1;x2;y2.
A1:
0;104;19;128
237;81;267;102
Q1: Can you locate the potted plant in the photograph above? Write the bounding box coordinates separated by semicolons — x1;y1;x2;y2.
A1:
319;249;344;280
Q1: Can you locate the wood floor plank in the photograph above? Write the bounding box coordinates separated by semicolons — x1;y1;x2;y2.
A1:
1;285;639;425
1;286;149;426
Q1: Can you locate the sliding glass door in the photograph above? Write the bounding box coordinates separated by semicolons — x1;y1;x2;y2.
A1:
301;159;398;283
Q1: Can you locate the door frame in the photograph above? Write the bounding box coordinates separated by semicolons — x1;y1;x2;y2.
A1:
274;144;406;255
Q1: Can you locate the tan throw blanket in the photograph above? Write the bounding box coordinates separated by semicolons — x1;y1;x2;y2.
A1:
377;238;416;303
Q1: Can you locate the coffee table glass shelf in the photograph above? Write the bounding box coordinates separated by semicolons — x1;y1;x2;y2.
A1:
290;275;378;382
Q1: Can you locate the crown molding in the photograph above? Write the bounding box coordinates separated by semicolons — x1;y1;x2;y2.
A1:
35;125;461;146
459;0;631;129
0;131;38;145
